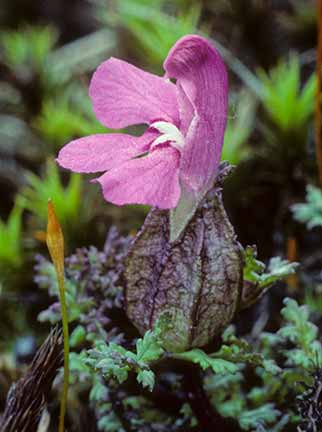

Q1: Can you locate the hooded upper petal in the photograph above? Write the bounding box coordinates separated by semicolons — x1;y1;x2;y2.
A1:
57;131;155;173
175;82;195;136
164;35;228;192
94;146;181;209
89;58;180;129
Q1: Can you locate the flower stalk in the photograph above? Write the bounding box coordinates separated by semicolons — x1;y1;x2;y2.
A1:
46;200;69;432
316;0;322;187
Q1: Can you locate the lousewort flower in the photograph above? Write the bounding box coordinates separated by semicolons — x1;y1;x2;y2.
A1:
57;35;228;240
57;34;237;352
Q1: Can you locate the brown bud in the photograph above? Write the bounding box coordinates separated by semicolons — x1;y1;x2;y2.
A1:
124;163;243;352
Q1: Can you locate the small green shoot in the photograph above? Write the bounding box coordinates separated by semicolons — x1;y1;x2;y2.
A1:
292;185;322;229
86;326;164;392
109;0;200;68
278;298;322;368
243;246;298;289
241;246;298;309
1;26;58;78
18;159;82;229
0;203;23;269
257;55;316;132
35;85;106;147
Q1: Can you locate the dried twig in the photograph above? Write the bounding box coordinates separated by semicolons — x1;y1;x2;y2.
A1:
0;327;63;432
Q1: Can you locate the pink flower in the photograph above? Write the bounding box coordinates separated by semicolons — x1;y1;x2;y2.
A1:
57;35;228;210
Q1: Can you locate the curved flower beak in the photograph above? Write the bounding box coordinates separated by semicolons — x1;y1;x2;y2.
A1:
164;34;228;194
164;35;228;241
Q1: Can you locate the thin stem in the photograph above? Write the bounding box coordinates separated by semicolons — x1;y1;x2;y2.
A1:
286;236;298;292
46;200;69;432
316;0;322;187
58;273;69;432
181;362;240;432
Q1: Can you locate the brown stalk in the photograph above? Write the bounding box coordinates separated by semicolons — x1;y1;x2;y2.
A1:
0;327;63;432
286;236;298;292
316;0;322;187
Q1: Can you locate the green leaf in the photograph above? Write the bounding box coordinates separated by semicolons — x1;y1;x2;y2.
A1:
215;330;281;375
89;377;107;402
173;349;239;374
239;404;280;430
86;342;131;384
70;325;86;347
256;54;315;132
109;0;200;68
292;185;322;229
217;397;245;419
278;298;322;368
98;413;125;432
1;26;58;76
261;257;299;288
35;84;106;147
243;245;266;284
262;360;282;375
136;328;164;363
17;159;85;235
69;352;90;373
243;246;298;289
86;324;165;391
137;370;155;391
0;202;23;269
297;74;317;124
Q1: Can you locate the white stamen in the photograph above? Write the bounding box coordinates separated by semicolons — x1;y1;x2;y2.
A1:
150;121;185;151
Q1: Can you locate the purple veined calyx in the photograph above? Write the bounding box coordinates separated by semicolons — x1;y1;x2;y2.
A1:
124;163;244;352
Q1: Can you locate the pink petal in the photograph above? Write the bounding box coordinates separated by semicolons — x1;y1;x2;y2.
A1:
164;35;228;191
89;57;180;129
57;131;156;173
176;82;194;136
94;147;181;209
